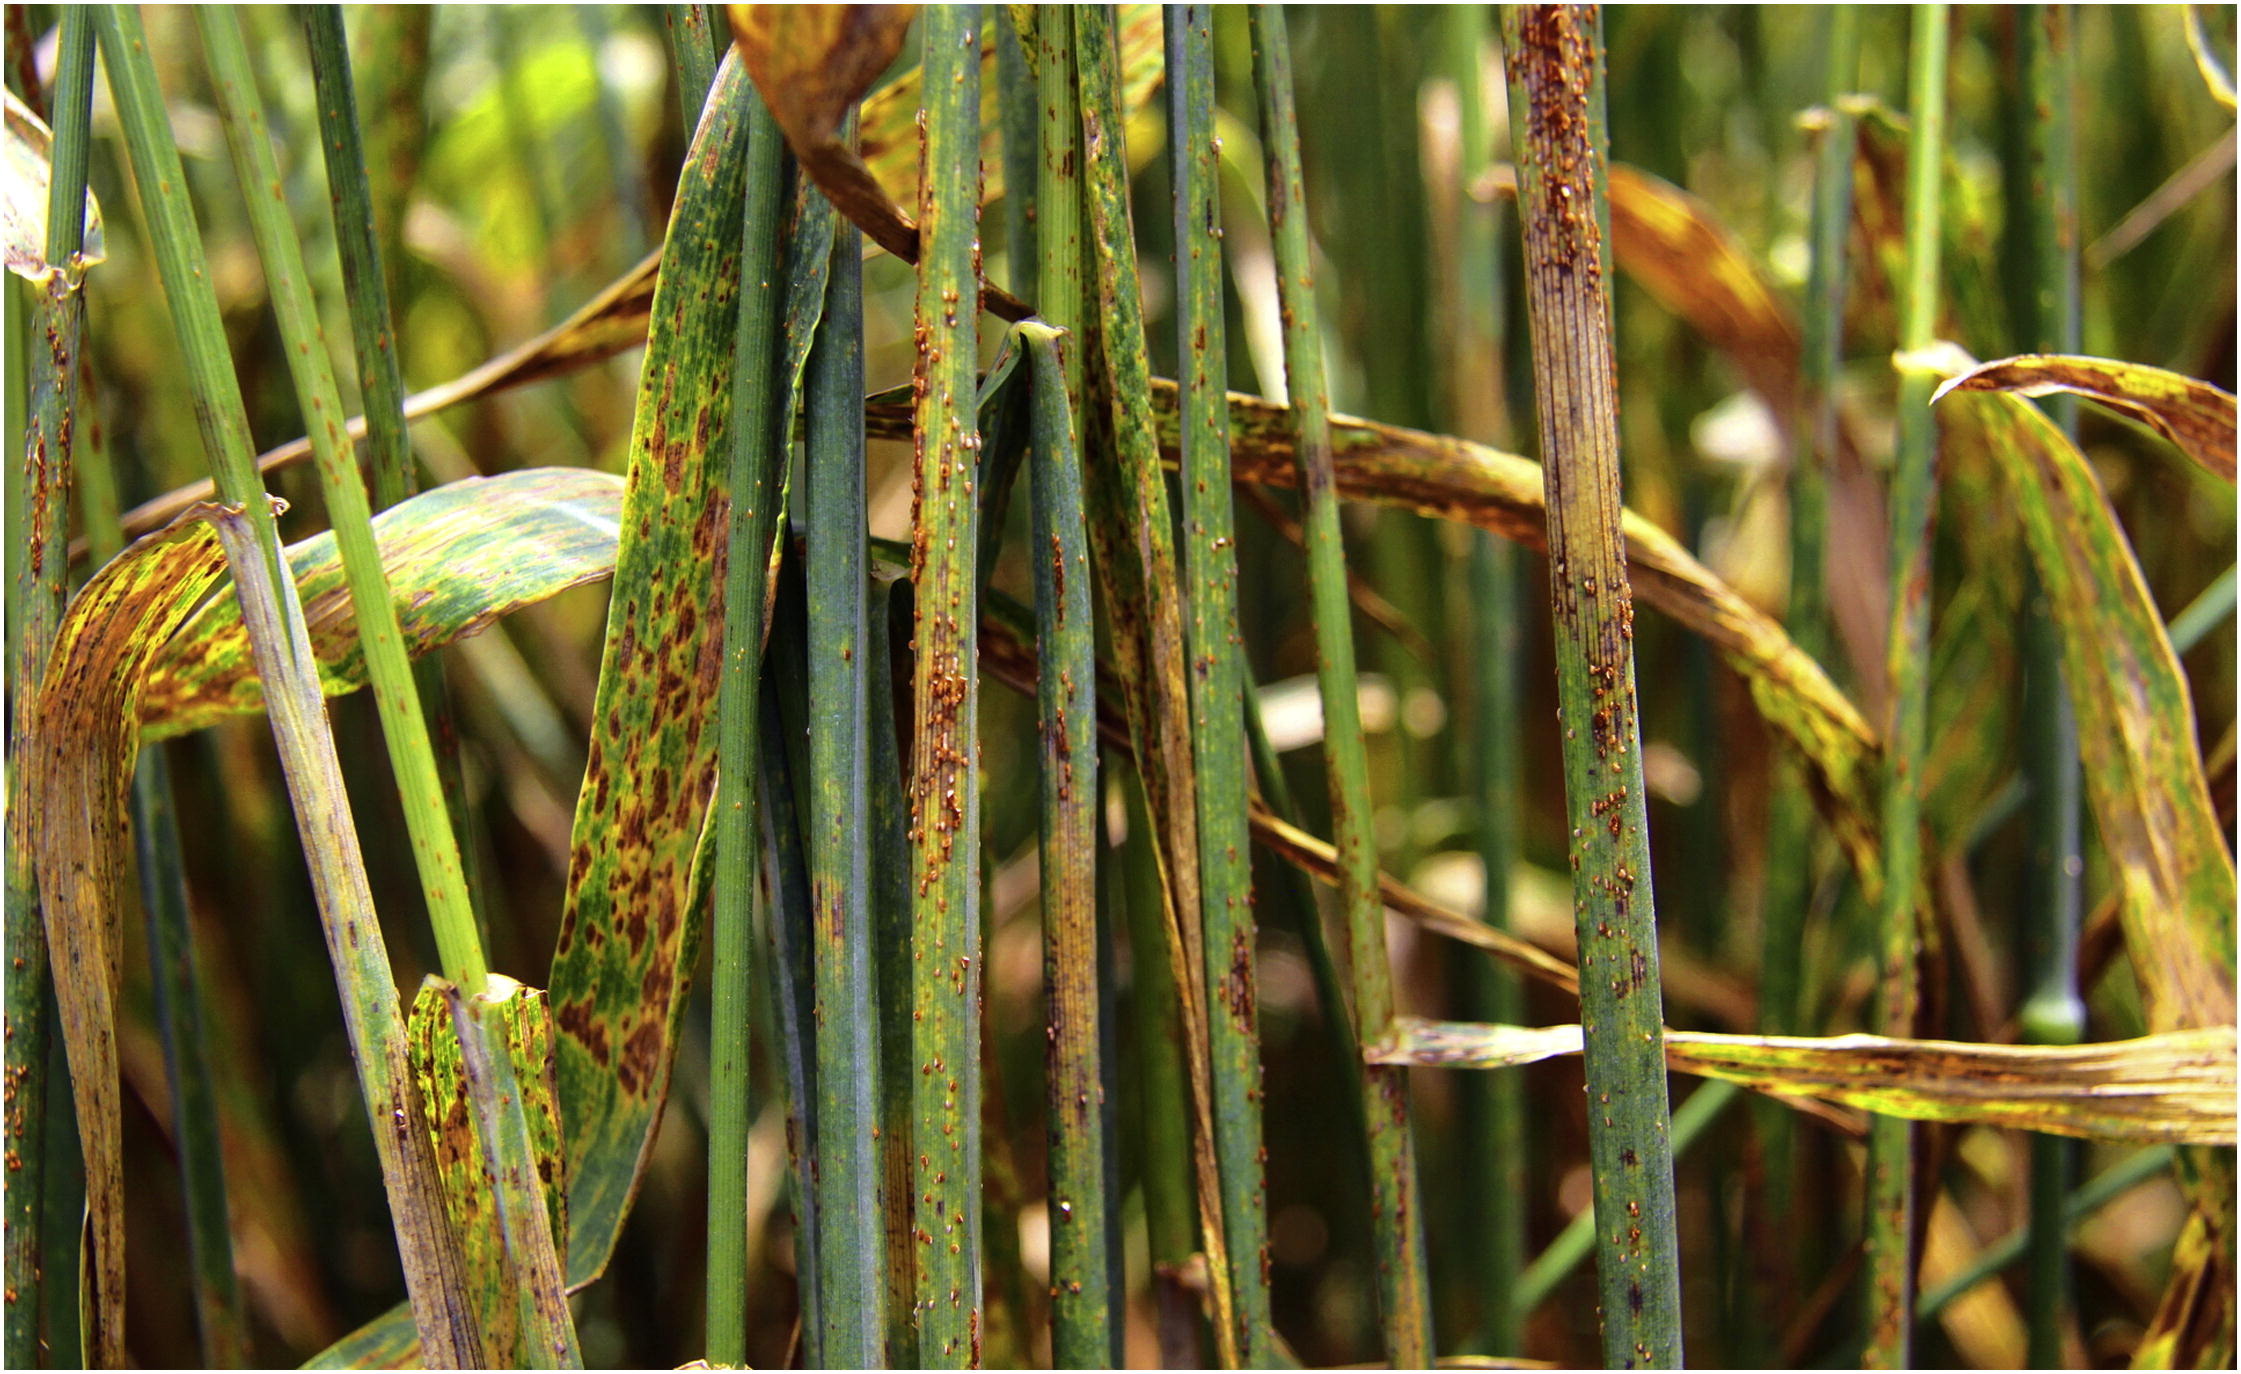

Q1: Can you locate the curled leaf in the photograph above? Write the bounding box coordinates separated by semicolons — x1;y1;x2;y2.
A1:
138;468;623;741
31;505;239;1368
1931;355;2237;1032
1369;1019;2238;1146
1932;352;2237;484
728;2;1030;320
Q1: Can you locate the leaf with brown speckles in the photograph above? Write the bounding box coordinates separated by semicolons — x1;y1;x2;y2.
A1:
544;50;757;1299
136;468;623;742
1928;359;2236;1034
30;505;236;1368
1934;353;2237;484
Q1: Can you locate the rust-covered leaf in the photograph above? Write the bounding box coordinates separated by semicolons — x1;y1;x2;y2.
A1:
407;977;574;1367
29;506;236;1368
1933;352;2237;484
544;51;754;1292
137;468;622;742
1368;1019;2237;1145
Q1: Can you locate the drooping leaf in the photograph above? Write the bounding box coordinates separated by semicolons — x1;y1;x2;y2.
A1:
3;87;103;282
868;381;1886;896
30;506;235;1368
1934;353;2237;483
726;7;925;278
1367;1019;2237;1146
1484;158;1812;426
1928;354;2238;1032
138;468;623;742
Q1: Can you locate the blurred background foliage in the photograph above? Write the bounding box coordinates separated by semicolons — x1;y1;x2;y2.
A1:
5;4;2233;1367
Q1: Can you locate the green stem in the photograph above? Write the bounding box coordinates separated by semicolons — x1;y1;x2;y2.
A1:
1253;6;1434;1365
300;5;490;949
1517;1082;1742;1319
870;578;920;1370
1759;5;1857;1336
1865;8;1947;1366
1501;7;1681;1366
706;80;790;1369
1168;9;1277;1367
99;6;480;1359
908;9;986;1362
1115;763;1205;1370
1032;37;1133;1361
2008;9;2085;1369
807;204;884;1368
1020;321;1113;1366
998;13;1038;304
2167;564;2236;653
1072;9;1242;1356
198;7;488;991
1446;6;1527;1354
761;600;828;1363
1240;678;1364;1124
131;747;251;1367
4;11;89;1361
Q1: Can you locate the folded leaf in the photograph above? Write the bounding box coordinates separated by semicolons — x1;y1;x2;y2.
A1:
1933;352;2237;484
138;468;623;741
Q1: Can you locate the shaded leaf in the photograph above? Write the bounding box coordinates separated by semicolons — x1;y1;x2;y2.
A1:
3;87;103;281
1928;353;2237;1032
1368;1019;2237;1146
138;468;623;742
30;506;235;1368
1933;352;2237;483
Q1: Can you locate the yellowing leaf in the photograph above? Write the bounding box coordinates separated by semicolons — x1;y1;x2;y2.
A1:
869;382;1887;897
137;468;623;742
30;505;238;1368
1368;1019;2237;1145
1930;358;2237;1032
1933;352;2237;484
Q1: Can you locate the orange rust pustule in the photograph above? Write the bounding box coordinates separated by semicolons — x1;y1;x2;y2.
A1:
1513;5;1604;282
